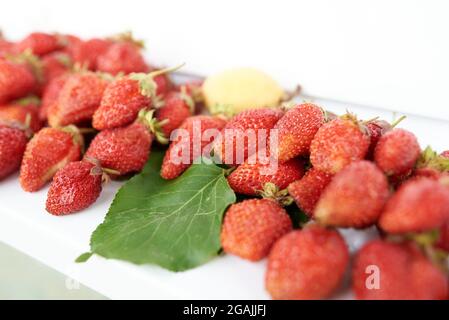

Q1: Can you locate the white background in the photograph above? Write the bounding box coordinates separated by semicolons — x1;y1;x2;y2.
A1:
1;0;449;121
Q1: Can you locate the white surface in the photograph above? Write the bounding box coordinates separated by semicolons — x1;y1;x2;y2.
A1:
1;0;449;120
1;96;448;300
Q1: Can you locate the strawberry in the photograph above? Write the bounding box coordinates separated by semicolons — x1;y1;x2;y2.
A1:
15;32;62;56
227;154;304;196
314;160;390;228
365;119;391;159
379;178;449;234
58;34;82;54
437;221;449;252
0;58;37;104
71;38;113;70
310;116;370;174
287;167;333;217
161;115;227;179
273;103;325;162
41;51;72;85
92;66;179;130
412;146;449;182
352;239;448;300
214;108;283;165
0;97;41;133
39;73;69;121
84;121;153;175
0;37;14;58
152;72;172;98
441;150;449;158
96;41;148;75
92;77;150;130
19;126;82;192
0;125;28;180
221;198;292;261
46;160;103;215
265;224;349;300
175;80;203;104
374;128;420;177
47;72;108;127
155;91;194;137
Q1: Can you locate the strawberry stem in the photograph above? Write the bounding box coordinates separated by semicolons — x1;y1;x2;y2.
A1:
259;182;294;207
137;109;169;144
148;63;186;78
391;115;406;128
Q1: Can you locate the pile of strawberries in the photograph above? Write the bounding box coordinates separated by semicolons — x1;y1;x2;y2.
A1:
1;31;449;300
219;104;449;300
0;31;204;214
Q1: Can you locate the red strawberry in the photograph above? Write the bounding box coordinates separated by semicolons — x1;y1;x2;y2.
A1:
352;239;448;300
266;224;349;300
274;103;325;162
92;77;151;130
39;73;69;121
437;221;449;252
0;97;41;133
152;73;172;98
0;37;14;58
96;41;148;75
46;160;103;215
227;154;304;196
58;34;82;55
221;198;292;261
41;51;72;85
84;121;153;175
0;125;28;180
19;127;82;192
92;66;179;130
155;91;194;137
374;128;420;177
15;32;62;56
175;80;203;103
310;116;370;174
365;119;391;159
0;58;37;104
441;150;449;159
379;178;449;234
47;72;108;127
161;115;227;179
71;38;113;70
412;146;449;181
214;108;283;165
288;167;333;216
314;160;390;228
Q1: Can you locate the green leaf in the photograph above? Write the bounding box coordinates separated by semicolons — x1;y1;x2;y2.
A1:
86;149;236;271
75;252;93;263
